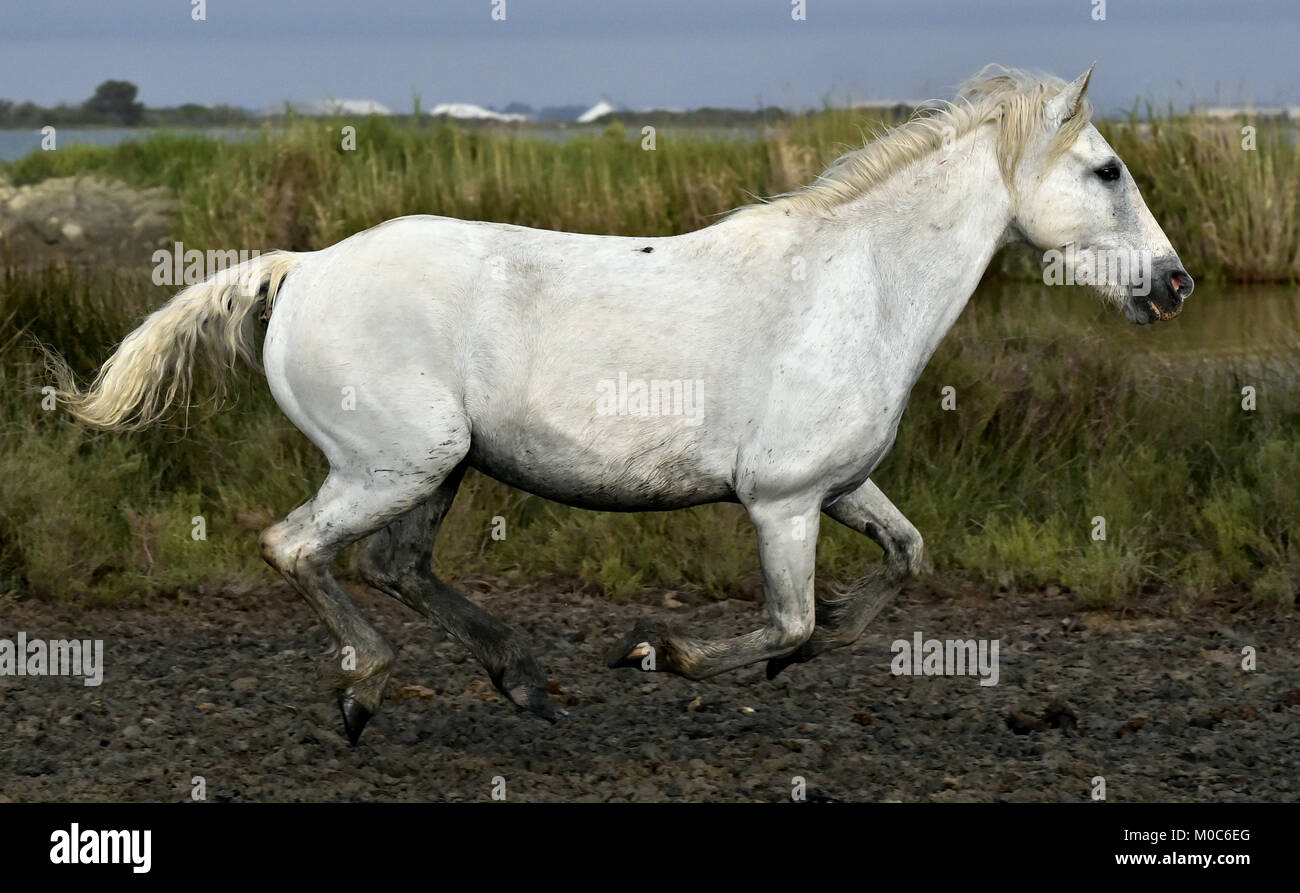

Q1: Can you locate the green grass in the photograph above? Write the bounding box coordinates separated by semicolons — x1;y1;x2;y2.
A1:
3;265;1296;607
5;115;867;247
1;113;1298;607
5;111;1296;280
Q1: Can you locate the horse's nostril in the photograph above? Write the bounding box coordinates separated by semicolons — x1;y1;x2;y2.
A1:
1169;270;1194;300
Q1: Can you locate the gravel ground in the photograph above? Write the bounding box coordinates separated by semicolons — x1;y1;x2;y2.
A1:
2;579;1297;802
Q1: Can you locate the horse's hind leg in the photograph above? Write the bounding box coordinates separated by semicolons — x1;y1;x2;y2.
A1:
360;469;560;721
261;455;466;745
767;479;924;679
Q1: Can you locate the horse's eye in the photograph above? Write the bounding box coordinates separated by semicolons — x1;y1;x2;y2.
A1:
1095;162;1122;182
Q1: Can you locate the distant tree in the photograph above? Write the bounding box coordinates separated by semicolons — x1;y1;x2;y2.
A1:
14;101;42;127
83;79;145;125
176;103;208;124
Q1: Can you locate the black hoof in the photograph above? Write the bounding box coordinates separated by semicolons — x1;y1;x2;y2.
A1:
504;682;563;723
493;651;563;723
605;621;662;670
338;694;373;746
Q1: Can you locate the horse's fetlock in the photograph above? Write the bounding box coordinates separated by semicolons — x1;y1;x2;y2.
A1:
889;530;925;579
774;615;816;653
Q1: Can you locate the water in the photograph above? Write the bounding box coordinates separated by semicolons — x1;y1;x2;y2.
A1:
976;280;1300;369
0;127;258;161
2;125;1294;366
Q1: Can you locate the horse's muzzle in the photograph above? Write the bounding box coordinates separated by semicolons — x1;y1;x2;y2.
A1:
1131;260;1194;324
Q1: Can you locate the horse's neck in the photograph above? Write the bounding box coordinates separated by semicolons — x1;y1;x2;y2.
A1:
831;131;1014;379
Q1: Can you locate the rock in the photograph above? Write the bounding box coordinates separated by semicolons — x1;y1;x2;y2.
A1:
132;210;171;233
398;684;437;700
0;174;177;268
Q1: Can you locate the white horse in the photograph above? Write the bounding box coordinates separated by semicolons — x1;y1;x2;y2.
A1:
50;65;1192;744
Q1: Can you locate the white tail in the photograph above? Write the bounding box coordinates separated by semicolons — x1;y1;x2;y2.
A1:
46;251;301;431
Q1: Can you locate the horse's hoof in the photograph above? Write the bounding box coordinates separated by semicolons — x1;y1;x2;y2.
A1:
494;652;562;722
338;694;373;746
606;620;692;675
605;624;659;670
608;640;654;668
505;682;563;723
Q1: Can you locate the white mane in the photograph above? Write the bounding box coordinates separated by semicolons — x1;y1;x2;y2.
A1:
752;66;1093;214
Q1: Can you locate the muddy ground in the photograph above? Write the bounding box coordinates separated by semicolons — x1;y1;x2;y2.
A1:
1;579;1297;802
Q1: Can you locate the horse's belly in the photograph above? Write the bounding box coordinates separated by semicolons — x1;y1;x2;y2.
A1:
464;415;736;511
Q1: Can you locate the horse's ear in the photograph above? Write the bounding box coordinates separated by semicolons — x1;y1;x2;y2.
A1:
1045;63;1095;126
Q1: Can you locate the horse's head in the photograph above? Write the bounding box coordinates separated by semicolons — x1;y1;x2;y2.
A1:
1011;65;1193;324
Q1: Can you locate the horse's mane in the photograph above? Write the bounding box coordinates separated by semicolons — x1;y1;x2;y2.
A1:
747;66;1093;215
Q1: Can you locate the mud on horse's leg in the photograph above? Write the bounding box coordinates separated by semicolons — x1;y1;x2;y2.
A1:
360;468;560;722
607;496;819;679
261;472;440;746
767;479;924;679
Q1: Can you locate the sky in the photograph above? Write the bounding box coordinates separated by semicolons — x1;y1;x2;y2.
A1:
1;0;1297;115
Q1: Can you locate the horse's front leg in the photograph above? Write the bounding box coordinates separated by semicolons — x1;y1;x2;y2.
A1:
607;497;818;679
767;478;924;678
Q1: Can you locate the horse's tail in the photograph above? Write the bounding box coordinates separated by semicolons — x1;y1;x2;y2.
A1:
44;251;303;432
